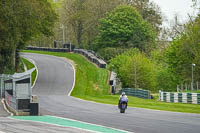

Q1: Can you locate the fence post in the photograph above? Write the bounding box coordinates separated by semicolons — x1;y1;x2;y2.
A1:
177;85;179;92
0;75;3;98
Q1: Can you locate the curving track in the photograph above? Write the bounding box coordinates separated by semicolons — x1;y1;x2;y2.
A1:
17;53;200;133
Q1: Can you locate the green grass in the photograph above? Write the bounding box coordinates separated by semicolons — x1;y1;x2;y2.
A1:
23;50;110;97
21;57;37;86
23;50;200;114
182;90;200;93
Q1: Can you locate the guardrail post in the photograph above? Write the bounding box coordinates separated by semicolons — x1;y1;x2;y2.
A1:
0;75;3;98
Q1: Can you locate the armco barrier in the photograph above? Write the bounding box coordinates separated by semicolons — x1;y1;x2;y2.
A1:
73;49;107;68
159;91;200;104
119;88;152;99
26;46;107;69
26;46;70;52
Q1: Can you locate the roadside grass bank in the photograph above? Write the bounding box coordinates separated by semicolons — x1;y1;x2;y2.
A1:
23;50;200;114
21;57;37;86
182;90;200;93
23;50;110;97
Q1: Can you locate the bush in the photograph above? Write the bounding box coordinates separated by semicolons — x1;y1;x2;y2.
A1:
109;48;157;92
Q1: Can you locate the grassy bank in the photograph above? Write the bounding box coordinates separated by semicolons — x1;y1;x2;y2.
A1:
21;57;37;86
23;50;200;114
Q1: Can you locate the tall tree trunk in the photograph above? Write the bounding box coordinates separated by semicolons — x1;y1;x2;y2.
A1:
15;48;20;72
77;21;83;48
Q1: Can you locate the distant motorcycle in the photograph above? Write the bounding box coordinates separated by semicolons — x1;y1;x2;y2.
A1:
118;97;128;113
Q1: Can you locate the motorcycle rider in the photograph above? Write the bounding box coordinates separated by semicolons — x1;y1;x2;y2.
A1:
118;92;128;109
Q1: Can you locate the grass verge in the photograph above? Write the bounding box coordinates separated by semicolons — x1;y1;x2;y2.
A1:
21;57;37;86
23;50;200;114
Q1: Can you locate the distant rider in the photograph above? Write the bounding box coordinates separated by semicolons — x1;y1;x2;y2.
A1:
118;92;128;108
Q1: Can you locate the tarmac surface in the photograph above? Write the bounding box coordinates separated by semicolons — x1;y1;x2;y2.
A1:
0;117;94;133
1;52;200;133
0;99;9;117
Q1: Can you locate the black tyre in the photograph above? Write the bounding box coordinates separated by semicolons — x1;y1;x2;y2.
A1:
120;109;125;113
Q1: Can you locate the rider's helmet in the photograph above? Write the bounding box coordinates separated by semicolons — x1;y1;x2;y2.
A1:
122;92;125;96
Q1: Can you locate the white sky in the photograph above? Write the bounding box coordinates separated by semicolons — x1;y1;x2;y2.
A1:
151;0;198;26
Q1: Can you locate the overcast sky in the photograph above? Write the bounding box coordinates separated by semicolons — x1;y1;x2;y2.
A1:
151;0;197;26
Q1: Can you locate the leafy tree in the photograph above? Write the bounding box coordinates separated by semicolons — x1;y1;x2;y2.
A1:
60;0;121;48
150;49;177;91
109;48;157;92
124;0;163;36
0;0;57;73
95;5;156;53
165;15;200;89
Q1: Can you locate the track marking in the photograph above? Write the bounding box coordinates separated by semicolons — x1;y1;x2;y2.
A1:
48;115;133;133
9;116;98;133
61;57;76;96
21;57;38;89
20;53;134;132
1;99;13;116
10;116;133;133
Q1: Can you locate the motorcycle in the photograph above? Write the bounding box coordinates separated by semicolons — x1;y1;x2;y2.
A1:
118;97;128;113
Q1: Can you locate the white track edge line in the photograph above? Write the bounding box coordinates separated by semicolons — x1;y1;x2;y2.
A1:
66;59;76;96
1;99;13;116
21;56;38;89
8;117;100;133
47;115;133;133
23;53;178;113
21;53;134;132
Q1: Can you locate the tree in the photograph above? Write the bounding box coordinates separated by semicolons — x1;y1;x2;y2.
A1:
60;0;121;48
150;49;177;91
124;0;163;36
165;14;200;89
0;0;58;73
109;48;157;92
95;5;156;52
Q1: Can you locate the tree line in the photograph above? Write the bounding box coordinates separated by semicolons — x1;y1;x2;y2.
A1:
0;0;57;74
1;0;200;92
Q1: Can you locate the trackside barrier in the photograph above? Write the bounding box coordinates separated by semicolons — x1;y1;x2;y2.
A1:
26;46;107;69
109;71;117;94
159;91;200;104
74;49;107;68
26;46;70;52
119;88;152;99
0;74;12;98
1;68;39;115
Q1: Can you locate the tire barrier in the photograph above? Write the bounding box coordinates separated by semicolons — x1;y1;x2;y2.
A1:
159;91;200;104
26;46;70;52
74;49;107;68
119;88;152;99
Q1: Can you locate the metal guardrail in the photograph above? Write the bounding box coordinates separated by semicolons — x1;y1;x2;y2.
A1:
159;91;200;104
0;74;12;98
74;49;107;68
119;88;152;99
26;46;107;68
5;91;17;110
26;46;70;52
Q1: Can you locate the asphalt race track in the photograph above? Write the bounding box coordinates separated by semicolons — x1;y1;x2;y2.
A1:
17;53;200;133
0;117;94;133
